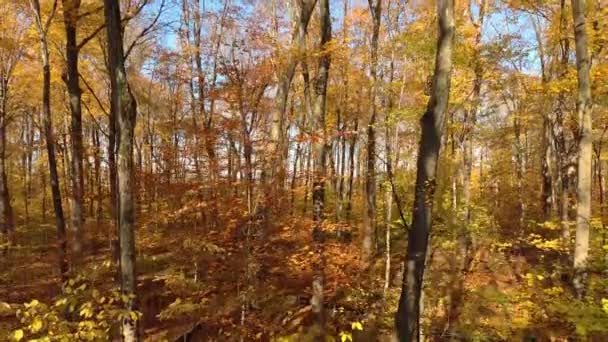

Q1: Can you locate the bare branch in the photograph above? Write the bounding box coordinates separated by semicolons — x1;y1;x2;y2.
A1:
125;0;167;59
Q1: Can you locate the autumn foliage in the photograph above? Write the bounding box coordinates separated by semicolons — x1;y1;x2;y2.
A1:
0;0;608;341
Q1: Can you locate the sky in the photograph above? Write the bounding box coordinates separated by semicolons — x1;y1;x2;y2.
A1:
148;0;543;77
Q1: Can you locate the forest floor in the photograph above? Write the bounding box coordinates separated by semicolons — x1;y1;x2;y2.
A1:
0;211;574;341
0;214;391;341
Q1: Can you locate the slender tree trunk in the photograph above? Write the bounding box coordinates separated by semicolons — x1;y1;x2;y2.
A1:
180;0;201;178
303;143;312;215
311;0;331;336
31;0;69;280
92;127;102;227
571;0;593;299
363;0;382;262
0;92;14;246
346;120;358;219
62;0;85;261
395;1;455;340
337;0;349;219
534;15;554;220
0;79;15;240
556;0;572;242
21;114;32;225
514;116;526;228
61;128;71;219
109;99;118;231
268;0;317;196
384;182;392;296
42;157;48;223
104;0;140;339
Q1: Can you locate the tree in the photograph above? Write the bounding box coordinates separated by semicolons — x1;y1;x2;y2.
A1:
0;1;21;244
571;0;593;299
61;0;85;261
29;0;69;280
395;0;455;340
311;0;331;336
266;0;316;216
363;0;382;263
104;0;139;339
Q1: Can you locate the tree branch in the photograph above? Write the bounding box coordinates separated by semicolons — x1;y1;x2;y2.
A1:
125;0;167;59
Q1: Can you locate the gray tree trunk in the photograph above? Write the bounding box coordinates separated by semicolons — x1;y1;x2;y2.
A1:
268;0;317;196
395;1;455;340
571;0;593;299
104;0;140;339
61;0;85;262
311;0;331;337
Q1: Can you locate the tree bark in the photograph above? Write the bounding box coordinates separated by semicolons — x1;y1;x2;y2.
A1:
267;0;317;207
0;54;15;242
571;0;593;299
311;0;331;336
61;0;85;261
92;127;102;227
104;0;140;339
395;1;454;340
30;0;69;280
363;0;382;262
346;120;358;219
532;17;555;220
556;0;572;242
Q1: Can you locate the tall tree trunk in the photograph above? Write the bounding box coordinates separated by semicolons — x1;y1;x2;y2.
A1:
0;88;14;245
92;127;102;227
556;0;572;241
346;120;358;219
21;113;34;225
446;2;485;332
337;0;349;217
267;0;316;204
61;0;85;261
303;143;312;215
363;0;382;262
311;0;331;336
109;96;118;231
104;0;140;339
533;16;555;220
571;0;593;300
395;1;455;340
180;0;201;178
41;154;48;223
0;73;15;241
514;115;526;228
461;0;484;258
31;0;69;280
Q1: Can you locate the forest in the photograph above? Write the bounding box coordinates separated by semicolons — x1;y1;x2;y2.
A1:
0;0;607;340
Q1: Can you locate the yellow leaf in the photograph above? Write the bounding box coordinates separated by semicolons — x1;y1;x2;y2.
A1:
12;329;24;341
31;317;43;332
351;321;363;331
339;332;352;342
